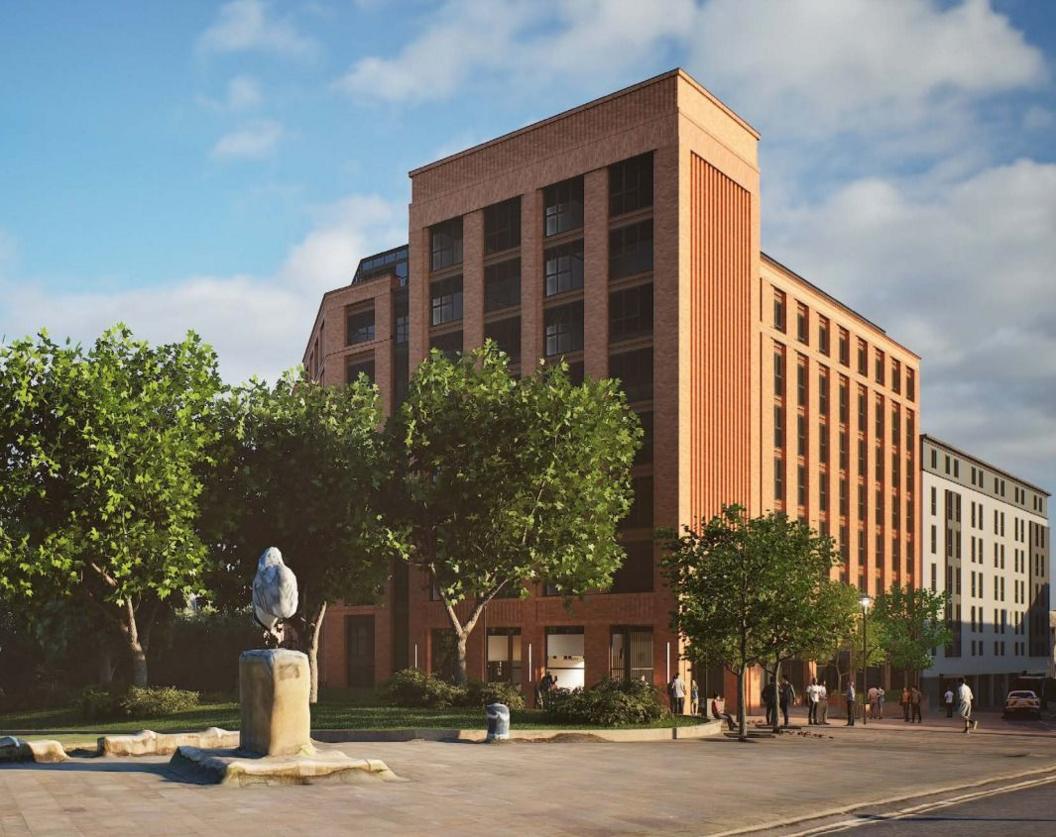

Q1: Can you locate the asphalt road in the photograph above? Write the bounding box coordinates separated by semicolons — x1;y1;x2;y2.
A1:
799;775;1056;835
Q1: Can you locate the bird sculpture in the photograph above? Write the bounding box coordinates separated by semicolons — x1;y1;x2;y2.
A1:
252;547;299;647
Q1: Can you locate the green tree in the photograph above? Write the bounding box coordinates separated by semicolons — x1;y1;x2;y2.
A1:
805;582;886;696
0;327;222;686
200;371;395;702
873;584;951;685
387;343;640;684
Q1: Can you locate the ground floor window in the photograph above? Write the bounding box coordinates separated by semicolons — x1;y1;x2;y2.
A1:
431;628;459;683
546;626;585;689
487;627;522;685
609;627;653;682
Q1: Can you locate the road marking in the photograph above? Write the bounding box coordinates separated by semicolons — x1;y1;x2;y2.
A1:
785;772;1056;834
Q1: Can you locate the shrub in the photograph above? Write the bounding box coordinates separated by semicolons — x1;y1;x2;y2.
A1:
546;678;668;726
461;680;526;710
381;668;466;708
117;686;200;719
78;686;119;721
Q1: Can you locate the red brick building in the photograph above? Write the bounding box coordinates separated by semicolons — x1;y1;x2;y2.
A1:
302;70;921;707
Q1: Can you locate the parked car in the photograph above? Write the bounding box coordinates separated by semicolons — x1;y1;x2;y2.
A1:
1003;689;1042;719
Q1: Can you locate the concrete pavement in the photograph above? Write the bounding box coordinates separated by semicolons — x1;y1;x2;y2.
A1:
2;721;1055;835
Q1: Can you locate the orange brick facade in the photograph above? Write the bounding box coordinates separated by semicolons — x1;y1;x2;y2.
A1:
302;70;921;709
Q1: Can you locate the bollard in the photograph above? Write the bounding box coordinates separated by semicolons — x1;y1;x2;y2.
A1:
485;702;510;742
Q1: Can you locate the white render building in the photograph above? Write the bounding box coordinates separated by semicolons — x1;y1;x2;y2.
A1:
921;435;1051;707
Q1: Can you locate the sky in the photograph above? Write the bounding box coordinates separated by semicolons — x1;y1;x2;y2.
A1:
0;0;1054;494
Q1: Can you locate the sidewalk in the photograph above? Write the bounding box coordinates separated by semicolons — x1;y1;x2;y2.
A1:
743;706;1056;738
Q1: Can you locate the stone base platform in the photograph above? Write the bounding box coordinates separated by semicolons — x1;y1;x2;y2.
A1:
168;745;400;787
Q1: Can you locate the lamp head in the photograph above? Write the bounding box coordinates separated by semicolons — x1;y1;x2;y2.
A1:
859;595;873;611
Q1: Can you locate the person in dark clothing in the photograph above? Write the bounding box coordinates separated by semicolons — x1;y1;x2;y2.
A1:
762;677;777;726
910;686;923;723
779;676;796;727
711;693;736;731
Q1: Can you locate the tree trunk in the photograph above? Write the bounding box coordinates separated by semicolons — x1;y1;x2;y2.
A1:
121;599;149;687
455;632;469;686
772;659;782;733
307;601;327;704
736;667;747;741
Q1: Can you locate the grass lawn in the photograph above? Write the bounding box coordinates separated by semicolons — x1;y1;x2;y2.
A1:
1;691;707;738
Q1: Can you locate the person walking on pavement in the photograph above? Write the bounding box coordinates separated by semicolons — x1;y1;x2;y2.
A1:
669;673;686;715
818;681;830;724
910;685;923;723
877;686;886;719
806;678;820;725
901;686;912;722
867;685;879;719
944;686;955;718
690;678;700;715
762;677;777;726
957;678;978;733
846;680;856;726
779;676;796;728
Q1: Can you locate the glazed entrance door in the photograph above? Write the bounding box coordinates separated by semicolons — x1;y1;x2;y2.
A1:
345;615;375;688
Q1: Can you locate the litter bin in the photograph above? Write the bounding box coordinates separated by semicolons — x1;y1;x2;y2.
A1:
486;703;510;742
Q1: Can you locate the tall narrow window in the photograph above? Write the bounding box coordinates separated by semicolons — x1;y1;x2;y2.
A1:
544;301;584;357
874;349;885;385
543;176;584;237
857;339;868;375
609;348;653;403
819;367;830;416
796;304;809;343
609;283;653;342
608;220;653;279
797;356;808;405
544;240;584;295
609;153;653;216
484;258;521;312
430;217;463;271
773;288;786;332
838;327;850;365
892;359;901;394
819;316;830;355
483;197;521;254
431;275;463;325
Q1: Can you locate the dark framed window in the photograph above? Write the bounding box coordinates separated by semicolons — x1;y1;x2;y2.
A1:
394;291;409;345
430;217;463;271
609;347;652;403
875;350;885;385
346;306;375;345
609;219;653;279
774;289;786;332
543;176;584;237
610;543;654;593
484;258;521;312
796;304;809;343
609;283;653;342
819;316;830;355
774;405;784;448
484;197;521;254
609;626;653;682
857;339;868;375
609;153;653;216
797;414;807;456
774;346;785;396
775;457;785;501
838;328;850;365
544;240;584;296
346;356;375;385
892;359;901;394
567;360;584;386
544;301;584;357
906;368;916;401
797;358;808;405
431;275;463;325
819;368;830;416
820;423;829;462
486;628;522;684
484;316;521;364
429;330;462;360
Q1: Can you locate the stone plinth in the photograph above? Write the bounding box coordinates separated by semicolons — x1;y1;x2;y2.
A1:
169;746;399;787
99;727;239;757
240;649;311;757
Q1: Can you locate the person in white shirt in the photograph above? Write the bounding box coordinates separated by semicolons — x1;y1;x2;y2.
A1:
669;673;686;714
806;678;820;725
944;687;955;718
818;682;829;724
957;678;978;733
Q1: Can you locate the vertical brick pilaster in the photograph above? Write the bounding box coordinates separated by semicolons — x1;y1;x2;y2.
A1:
462;210;485;352
583;169;609;380
408;224;430;367
375;289;394;417
521;189;543;371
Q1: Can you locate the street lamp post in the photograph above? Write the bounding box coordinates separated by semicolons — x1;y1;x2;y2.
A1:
860;595;873;727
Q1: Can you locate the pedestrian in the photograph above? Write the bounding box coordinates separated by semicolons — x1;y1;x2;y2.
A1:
538;672;554;708
691;678;700;715
944;686;955;719
779;676;795;728
846;680;856;726
762;677;777;726
711;693;736;731
901;686;912;722
818;681;830;725
867;685;878;719
957;678;978;733
669;673;685;714
806;677;820;725
910;685;923;723
877;686;886;719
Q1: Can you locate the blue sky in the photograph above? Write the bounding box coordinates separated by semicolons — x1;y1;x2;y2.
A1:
1;0;1054;493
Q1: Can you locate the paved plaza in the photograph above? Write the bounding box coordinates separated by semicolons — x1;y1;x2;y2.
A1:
3;714;1056;836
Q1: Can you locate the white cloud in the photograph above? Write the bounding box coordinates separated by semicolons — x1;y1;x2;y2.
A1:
197;75;264;111
766;158;1056;490
210;120;284;160
334;0;696;103
690;0;1046;138
197;0;318;58
0;195;405;383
